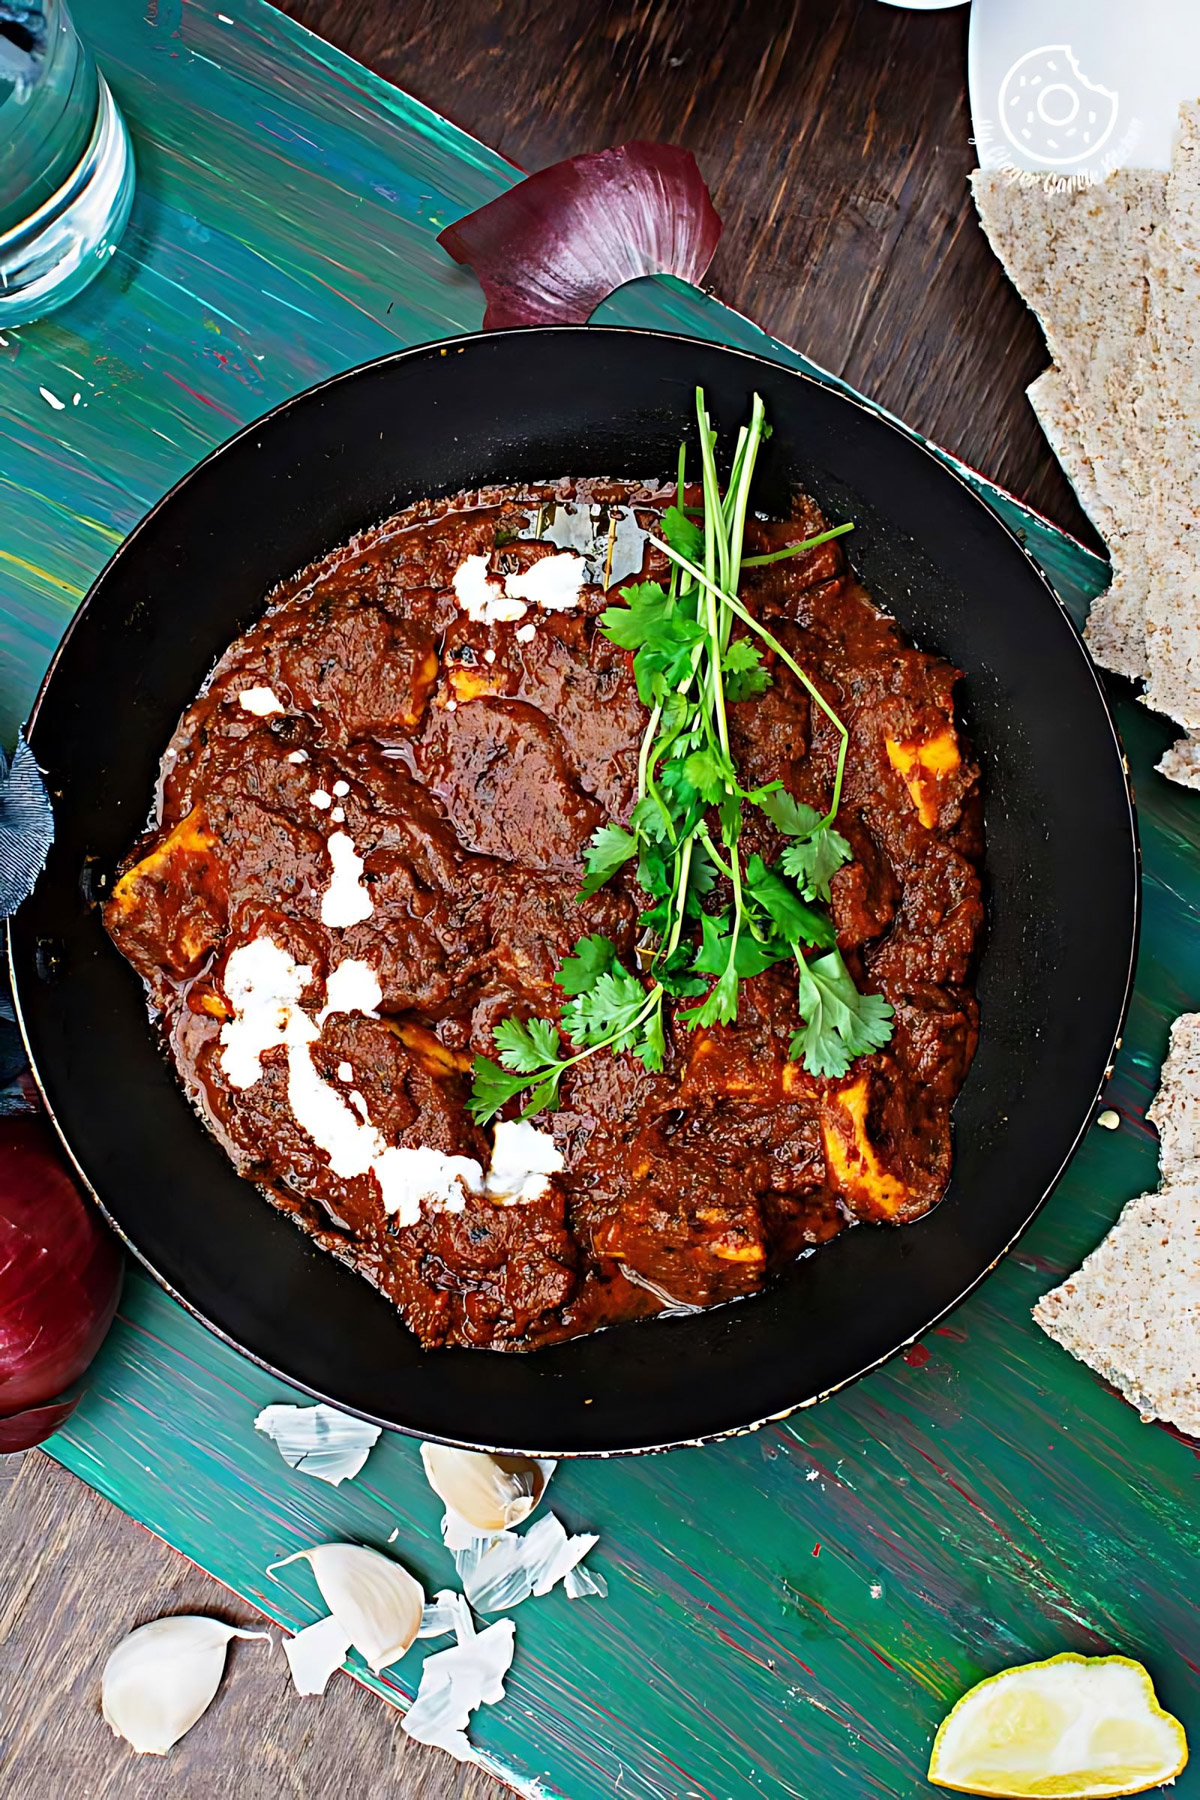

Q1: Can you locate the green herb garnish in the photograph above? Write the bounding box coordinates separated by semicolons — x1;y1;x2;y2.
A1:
468;389;893;1125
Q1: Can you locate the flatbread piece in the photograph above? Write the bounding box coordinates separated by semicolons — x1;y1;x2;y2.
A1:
1033;1183;1200;1435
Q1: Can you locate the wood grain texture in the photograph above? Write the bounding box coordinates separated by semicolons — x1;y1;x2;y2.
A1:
0;1453;510;1800
271;0;1095;546
0;0;1197;1797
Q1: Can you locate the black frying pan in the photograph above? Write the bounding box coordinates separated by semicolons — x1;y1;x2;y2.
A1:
8;328;1138;1454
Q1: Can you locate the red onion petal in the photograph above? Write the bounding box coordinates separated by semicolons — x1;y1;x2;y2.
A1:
0;1392;81;1451
0;1118;122;1414
438;141;722;330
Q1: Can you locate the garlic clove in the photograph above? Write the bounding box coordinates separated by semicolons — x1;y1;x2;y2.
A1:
283;1614;352;1696
101;1615;271;1755
270;1543;424;1673
420;1444;556;1535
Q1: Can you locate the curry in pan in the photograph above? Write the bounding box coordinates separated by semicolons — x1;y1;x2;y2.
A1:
106;393;983;1351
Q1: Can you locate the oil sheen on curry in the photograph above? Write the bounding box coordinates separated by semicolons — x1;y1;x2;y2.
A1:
105;477;984;1351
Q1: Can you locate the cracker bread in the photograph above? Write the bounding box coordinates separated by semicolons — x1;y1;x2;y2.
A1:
972;171;1164;683
1033;1183;1200;1435
1025;367;1149;680
1083;570;1153;685
970;171;1163;526
1157;734;1200;789
1035;1010;1200;1435
1141;107;1200;728
1147;1011;1200;1184
1026;368;1112;536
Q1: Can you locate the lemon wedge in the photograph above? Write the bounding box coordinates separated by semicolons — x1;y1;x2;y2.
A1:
928;1653;1188;1798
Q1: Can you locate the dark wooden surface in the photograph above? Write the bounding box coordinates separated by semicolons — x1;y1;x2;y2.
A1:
0;3;1097;1796
275;0;1093;547
0;1453;509;1799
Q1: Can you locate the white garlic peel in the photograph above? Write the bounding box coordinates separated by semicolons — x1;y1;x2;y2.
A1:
420;1443;556;1536
402;1603;516;1763
418;1589;475;1640
254;1402;381;1486
283;1614;352;1696
270;1543;423;1673
564;1563;609;1601
101;1615;271;1755
453;1512;601;1612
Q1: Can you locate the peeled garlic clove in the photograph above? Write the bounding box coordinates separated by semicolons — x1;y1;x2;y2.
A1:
420;1444;555;1534
272;1543;423;1673
101;1615;271;1755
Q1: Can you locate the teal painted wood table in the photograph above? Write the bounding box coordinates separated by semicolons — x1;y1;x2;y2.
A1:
1;3;1197;1796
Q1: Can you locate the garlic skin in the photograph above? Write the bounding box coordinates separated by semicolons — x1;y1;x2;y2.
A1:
453;1510;600;1612
283;1614;352;1696
254;1402;381;1486
271;1543;423;1673
420;1444;555;1535
402;1605;516;1762
101;1616;271;1755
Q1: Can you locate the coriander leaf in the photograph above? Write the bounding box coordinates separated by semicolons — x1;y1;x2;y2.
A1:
754;787;822;839
722;637;771;703
632;626;704;708
469;1056;535;1125
685;955;741;1030
636;840;673;898
636;1002;667;1072
631;794;674;846
723;638;765;675
562;961;649;1050
579;821;638;899
658;689;692;737
744;854;837;948
692;910;786;980
493;1015;563;1073
684;746;735;804
734;933;792;978
780;825;852;903
652;761;705;844
555;934;618;997
655;941;709;997
658;758;703;814
662;504;705;562
790;949;894;1079
683;837;717;912
724;665;771;703
598;581;675;651
718;790;742;846
518;1074;564;1121
690;910;733;977
639;897;671;936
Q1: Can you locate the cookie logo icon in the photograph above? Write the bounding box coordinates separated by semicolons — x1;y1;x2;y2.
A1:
999;45;1119;167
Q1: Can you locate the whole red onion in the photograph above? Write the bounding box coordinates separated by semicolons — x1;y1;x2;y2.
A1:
0;1116;122;1447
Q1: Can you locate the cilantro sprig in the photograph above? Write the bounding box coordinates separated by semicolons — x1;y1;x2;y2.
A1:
468;390;893;1125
